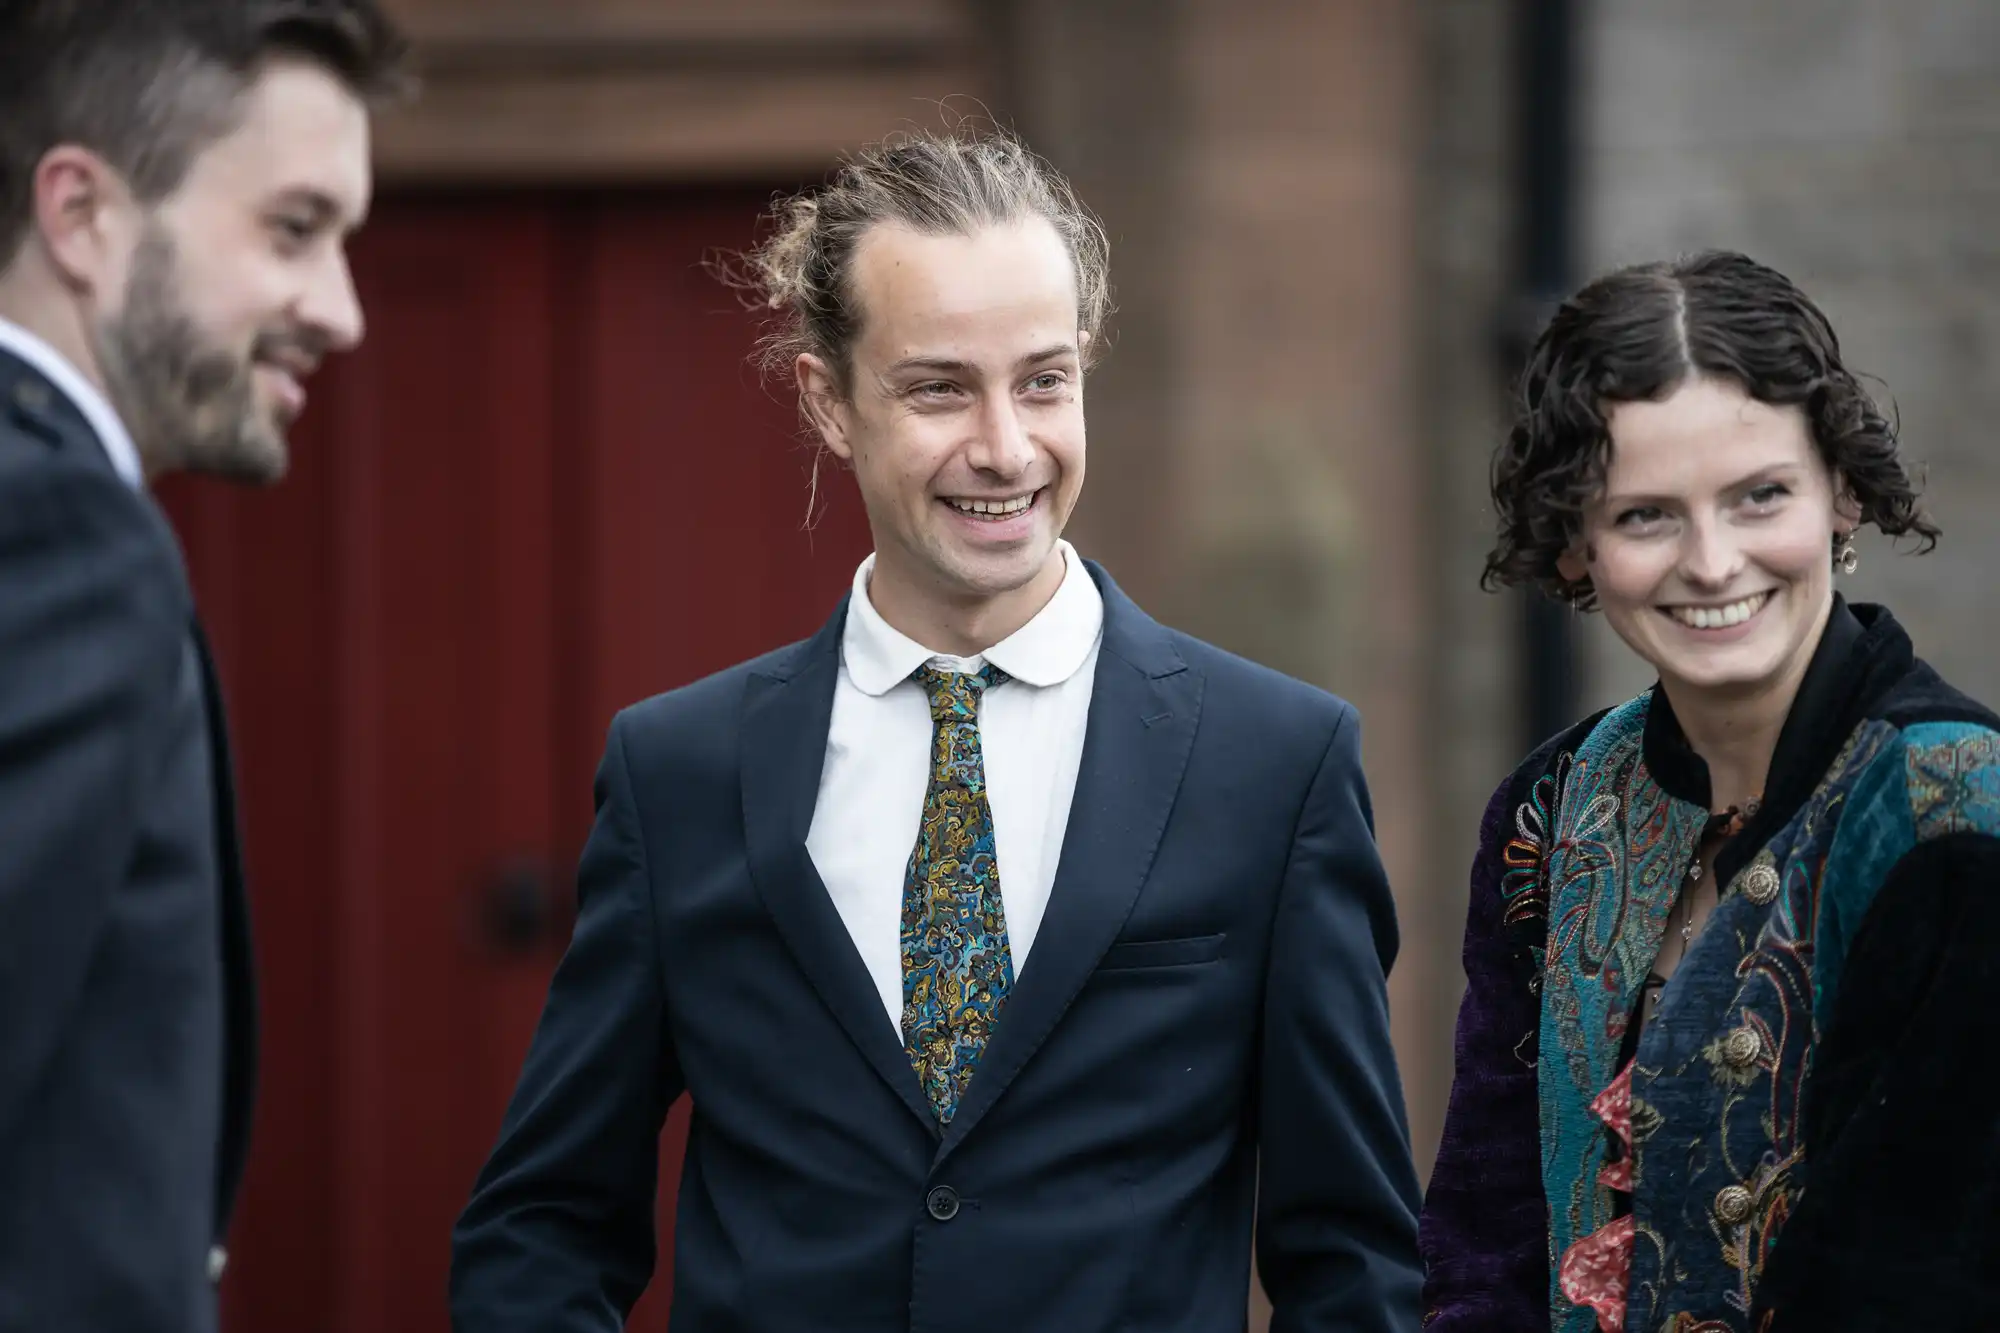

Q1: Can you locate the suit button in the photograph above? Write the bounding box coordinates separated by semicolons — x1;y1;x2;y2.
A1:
925;1186;960;1221
1722;1026;1761;1067
207;1245;228;1282
1714;1185;1755;1227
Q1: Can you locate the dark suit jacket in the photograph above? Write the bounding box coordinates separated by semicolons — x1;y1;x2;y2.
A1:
451;566;1423;1332
0;349;257;1331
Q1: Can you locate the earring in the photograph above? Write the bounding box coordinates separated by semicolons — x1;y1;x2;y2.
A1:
1835;534;1859;575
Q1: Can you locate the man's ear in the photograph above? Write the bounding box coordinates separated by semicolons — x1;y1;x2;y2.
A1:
28;145;129;296
796;353;853;461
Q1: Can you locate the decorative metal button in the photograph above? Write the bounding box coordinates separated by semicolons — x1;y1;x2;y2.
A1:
1714;1185;1755;1226
1739;861;1781;905
1722;1026;1761;1067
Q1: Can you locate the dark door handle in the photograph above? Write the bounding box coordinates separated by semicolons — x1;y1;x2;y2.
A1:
475;858;560;956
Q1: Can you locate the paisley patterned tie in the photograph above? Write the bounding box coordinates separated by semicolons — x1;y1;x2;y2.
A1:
901;663;1013;1125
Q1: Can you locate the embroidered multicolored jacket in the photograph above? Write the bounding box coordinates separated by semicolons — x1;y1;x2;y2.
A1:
1418;599;2000;1332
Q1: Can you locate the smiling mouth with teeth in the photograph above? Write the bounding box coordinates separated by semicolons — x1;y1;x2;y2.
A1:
945;491;1038;520
1664;590;1773;631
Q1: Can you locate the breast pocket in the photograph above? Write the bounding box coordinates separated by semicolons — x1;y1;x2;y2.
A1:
1097;931;1227;972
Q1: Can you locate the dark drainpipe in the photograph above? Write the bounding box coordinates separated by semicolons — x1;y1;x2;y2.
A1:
1506;0;1582;749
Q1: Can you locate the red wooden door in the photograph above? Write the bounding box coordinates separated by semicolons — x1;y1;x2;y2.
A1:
159;189;871;1332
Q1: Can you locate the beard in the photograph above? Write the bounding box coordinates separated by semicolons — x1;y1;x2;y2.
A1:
94;223;299;484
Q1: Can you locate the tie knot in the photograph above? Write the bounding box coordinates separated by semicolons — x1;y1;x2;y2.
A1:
913;663;1008;721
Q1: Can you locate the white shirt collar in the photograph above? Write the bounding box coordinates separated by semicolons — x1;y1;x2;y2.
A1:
0;315;145;490
842;540;1105;696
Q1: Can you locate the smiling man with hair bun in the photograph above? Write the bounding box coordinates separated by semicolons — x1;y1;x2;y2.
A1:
453;124;1425;1333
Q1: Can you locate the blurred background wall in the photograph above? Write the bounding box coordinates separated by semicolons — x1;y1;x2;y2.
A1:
1574;0;2000;713
154;2;2000;1327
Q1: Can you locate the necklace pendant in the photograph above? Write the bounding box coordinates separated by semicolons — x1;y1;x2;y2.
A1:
1687;860;1702;881
1681;920;1694;942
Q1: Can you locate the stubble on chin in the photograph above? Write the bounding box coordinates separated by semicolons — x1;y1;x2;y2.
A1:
95;226;292;485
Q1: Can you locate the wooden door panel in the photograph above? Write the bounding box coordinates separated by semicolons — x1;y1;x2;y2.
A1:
569;188;869;738
166;188;871;1332
568;189;872;1328
160;397;347;1329
321;201;567;1333
168;198;569;1332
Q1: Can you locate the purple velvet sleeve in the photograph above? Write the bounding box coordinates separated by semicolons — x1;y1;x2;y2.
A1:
1417;774;1551;1331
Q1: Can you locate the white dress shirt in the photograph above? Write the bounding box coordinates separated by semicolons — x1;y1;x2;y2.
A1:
806;541;1105;1034
0;315;145;489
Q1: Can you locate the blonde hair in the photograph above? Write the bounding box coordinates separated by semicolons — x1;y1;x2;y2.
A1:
735;124;1111;395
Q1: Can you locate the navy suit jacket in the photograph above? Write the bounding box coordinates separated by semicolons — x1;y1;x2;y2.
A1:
452;567;1422;1332
0;349;257;1331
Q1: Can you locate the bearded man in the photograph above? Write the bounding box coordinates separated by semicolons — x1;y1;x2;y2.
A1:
0;3;407;1328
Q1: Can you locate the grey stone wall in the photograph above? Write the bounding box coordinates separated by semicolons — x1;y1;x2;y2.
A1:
1577;0;2000;710
1395;0;2000;1209
1413;0;1524;1174
992;5;2000;1295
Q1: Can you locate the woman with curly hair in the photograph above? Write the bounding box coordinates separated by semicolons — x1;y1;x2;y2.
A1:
1418;249;2000;1332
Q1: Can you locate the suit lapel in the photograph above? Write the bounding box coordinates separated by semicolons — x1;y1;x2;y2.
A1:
740;602;940;1138
6;347;255;1234
188;622;260;1238
936;570;1202;1163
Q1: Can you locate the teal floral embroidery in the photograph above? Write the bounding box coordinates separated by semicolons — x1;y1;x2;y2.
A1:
1537;696;1708;1333
1904;723;2000;839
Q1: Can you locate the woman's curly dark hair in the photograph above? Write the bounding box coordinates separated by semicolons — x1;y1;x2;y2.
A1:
1483;249;1940;609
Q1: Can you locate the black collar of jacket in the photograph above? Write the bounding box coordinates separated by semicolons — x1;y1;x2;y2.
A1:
1642;595;1913;887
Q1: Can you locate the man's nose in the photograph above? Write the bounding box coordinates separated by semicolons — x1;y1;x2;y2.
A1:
968;397;1035;478
301;248;365;353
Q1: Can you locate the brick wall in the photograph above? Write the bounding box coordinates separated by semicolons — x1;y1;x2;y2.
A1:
1005;4;1437;1323
1010;0;1451;1172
